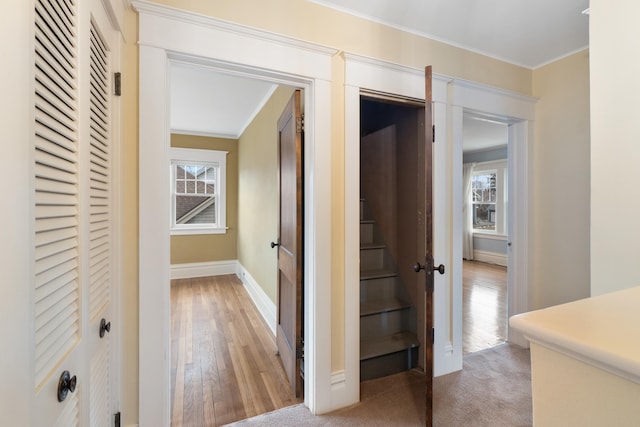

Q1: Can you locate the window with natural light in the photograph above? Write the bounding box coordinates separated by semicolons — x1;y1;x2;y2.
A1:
472;171;497;231
471;160;507;235
170;148;227;235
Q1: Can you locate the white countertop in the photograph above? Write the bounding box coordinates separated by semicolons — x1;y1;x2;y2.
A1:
510;286;640;383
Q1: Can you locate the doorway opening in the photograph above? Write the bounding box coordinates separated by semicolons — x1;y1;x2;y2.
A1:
461;113;509;354
167;66;305;424
359;94;427;380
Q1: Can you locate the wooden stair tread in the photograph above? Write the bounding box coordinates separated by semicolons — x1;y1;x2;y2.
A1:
360;243;385;250
361;298;411;316
360;269;397;280
360;331;419;361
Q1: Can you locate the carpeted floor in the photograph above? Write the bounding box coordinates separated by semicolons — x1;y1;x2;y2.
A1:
225;343;532;426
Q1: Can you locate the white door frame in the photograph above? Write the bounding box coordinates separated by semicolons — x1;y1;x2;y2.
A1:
450;81;536;349
134;2;338;425
344;54;537;383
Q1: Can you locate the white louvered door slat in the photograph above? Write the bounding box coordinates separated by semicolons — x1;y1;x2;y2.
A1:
33;0;117;425
33;0;80;400
86;5;115;426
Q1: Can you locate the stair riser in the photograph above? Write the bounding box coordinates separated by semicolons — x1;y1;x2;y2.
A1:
360;348;419;381
360;200;373;221
360;310;411;340
360;247;389;271
360;276;401;302
360;222;384;246
360;222;374;245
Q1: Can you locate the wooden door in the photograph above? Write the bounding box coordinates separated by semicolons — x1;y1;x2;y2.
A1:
423;66;435;426
275;90;304;397
32;0;117;424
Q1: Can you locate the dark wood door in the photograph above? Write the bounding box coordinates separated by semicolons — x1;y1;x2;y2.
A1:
423;66;435;426
276;89;303;397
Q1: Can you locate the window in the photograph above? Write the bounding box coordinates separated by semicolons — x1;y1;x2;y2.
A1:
472;171;497;230
170;148;227;235
471;160;507;235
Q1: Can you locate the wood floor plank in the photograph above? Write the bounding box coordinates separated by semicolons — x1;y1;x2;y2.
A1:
171;274;301;426
463;260;507;354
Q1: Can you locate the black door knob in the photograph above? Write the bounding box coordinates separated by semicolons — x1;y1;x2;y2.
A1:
57;370;77;402
270;241;280;248
100;318;111;338
414;262;445;274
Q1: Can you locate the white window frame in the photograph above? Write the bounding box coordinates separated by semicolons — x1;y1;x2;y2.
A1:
471;159;507;236
170;147;227;235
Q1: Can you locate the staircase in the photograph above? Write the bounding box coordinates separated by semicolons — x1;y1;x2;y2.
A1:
360;199;419;381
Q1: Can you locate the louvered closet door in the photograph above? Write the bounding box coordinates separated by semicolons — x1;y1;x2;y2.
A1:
33;0;117;425
85;2;116;426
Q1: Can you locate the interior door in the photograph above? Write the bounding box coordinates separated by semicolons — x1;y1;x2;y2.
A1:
85;2;117;426
275;89;304;397
422;66;435;427
32;0;117;424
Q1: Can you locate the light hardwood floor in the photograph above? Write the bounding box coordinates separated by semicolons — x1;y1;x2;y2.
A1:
463;260;508;354
171;275;301;427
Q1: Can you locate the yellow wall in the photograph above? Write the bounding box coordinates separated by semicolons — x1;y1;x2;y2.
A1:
531;49;591;309
139;2;531;380
119;1;591;423
149;0;532;94
238;86;295;303
590;0;640;296
170;134;239;264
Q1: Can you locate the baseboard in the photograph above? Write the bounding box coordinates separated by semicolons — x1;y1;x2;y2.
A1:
236;263;277;336
473;250;507;267
331;370;346;386
435;341;461;377
170;260;238;280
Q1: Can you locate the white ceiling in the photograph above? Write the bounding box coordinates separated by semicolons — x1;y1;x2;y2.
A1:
170;1;589;147
310;0;589;69
463;116;508;153
170;62;277;138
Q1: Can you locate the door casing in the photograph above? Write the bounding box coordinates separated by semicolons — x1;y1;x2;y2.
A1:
344;54;536;387
136;4;338;424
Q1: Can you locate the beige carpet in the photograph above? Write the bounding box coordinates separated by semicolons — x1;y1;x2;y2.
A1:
225;343;532;426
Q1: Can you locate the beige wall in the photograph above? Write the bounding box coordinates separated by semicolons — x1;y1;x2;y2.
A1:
120;1;592;423
590;0;640;296
170;134;238;264
530;50;591;309
150;0;532;95
238;86;295;304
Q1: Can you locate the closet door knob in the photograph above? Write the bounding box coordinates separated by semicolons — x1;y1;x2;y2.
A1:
100;318;111;338
57;370;77;402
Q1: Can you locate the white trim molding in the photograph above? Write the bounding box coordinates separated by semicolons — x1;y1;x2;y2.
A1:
135;1;338;424
473;250;508;267
236;263;277;336
344;53;537;381
170;260;238;280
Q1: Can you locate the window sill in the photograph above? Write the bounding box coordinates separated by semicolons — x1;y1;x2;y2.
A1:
170;227;228;236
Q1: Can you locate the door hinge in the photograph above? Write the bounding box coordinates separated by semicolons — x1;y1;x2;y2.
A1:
296;337;305;359
296;115;304;134
432;328;435;344
114;411;121;427
432;125;435;142
114;72;122;97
